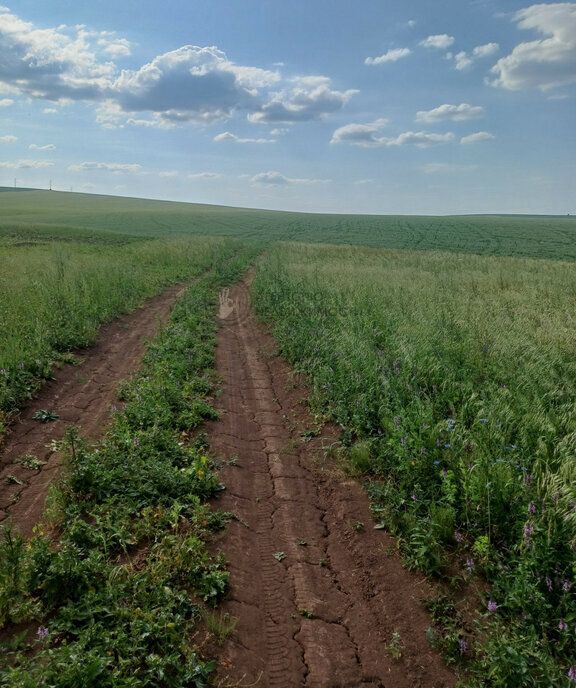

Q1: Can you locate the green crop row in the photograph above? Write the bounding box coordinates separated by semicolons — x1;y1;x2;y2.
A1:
252;243;576;686
0;247;259;686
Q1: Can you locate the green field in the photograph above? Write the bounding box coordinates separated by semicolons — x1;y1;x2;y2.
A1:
1;189;575;686
1;188;575;260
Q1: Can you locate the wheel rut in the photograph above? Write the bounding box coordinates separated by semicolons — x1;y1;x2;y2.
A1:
206;279;457;688
0;283;188;536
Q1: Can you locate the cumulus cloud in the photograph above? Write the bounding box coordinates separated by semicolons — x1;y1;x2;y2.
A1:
251;170;331;186
29;143;56;151
416;103;485;122
68;162;143;174
489;3;576;90
248;76;357;124
365;48;411;65
0;159;53;168
214;131;275;143
0;10;120;101
332;120;454;148
453;43;500;71
330;118;389;147
0;98;13;106
111;45;280;125
0;134;17;142
420;34;455;50
460;131;496;144
0;9;355;128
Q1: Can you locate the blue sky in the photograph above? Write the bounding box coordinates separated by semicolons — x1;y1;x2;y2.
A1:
0;1;574;214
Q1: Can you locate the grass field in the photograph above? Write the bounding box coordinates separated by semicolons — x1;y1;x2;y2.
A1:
253;243;576;685
1;189;575;685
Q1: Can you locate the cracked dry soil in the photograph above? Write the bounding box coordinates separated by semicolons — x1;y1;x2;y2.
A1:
206;281;456;688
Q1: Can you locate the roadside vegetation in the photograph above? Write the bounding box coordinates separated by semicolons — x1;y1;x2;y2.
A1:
0;233;242;439
0;247;259;686
253;243;576;686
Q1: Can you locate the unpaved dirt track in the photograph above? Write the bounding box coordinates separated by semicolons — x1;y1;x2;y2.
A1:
0;283;187;536
207;281;456;688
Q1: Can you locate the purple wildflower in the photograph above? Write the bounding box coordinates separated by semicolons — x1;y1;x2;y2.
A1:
454;531;464;544
459;638;468;655
133;437;140;447
569;666;576;682
394;417;400;425
528;502;536;514
0;368;6;376
523;523;534;543
546;576;553;592
559;619;568;631
37;626;49;639
412;493;418;501
487;600;498;612
436;438;442;447
563;580;572;592
444;444;451;449
480;418;487;423
466;557;475;573
401;436;406;446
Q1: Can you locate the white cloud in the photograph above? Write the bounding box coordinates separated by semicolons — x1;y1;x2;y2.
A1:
416;103;485;122
29;143;56;151
0;9;354;128
0;135;17;142
330;118;389;147
473;43;500;59
365;48;411;65
188;172;220;179
460;131;496;144
331;120;454;148
112;45;281;125
43;108;58;114
0;98;13;106
420;34;455;50
249;76;357;124
0;159;53;168
251;170;331;186
159;170;178;178
68;162;143;174
453;43;500;71
422;163;477;173
214;131;275;144
489;3;576;90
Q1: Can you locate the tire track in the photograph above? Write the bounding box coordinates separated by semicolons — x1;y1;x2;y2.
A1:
0;283;188;535
207;279;457;687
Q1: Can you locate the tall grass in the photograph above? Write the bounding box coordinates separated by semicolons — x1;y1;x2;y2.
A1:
0;237;242;422
253;243;576;685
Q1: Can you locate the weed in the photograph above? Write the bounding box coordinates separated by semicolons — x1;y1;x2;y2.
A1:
274;551;286;562
384;631;404;660
205;610;239;644
32;409;59;423
15;454;45;470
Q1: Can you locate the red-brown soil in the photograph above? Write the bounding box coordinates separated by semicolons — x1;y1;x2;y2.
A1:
0;283;187;536
205;281;457;688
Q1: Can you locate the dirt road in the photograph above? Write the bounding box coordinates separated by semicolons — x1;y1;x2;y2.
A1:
206;281;456;688
0;283;187;535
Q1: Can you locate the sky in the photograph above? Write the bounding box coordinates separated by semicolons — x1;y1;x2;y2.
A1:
0;1;574;215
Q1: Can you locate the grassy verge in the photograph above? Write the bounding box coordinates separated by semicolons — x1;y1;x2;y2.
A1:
0;247;259;687
252;243;576;686
0;236;242;437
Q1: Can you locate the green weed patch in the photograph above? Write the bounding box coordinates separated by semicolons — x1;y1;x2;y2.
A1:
0;248;259;686
253;243;576;686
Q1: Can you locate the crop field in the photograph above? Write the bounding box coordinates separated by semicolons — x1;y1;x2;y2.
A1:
0;189;575;686
2;188;576;260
